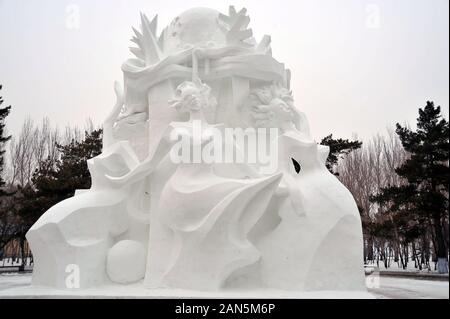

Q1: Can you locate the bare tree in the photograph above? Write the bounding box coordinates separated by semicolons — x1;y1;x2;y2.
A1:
337;127;411;268
8;118;36;187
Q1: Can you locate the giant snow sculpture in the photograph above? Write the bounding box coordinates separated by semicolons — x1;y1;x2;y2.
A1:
27;6;366;293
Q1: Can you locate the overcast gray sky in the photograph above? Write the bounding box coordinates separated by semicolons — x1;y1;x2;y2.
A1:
0;0;448;141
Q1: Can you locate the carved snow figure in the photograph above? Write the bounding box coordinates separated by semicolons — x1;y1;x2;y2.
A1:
27;140;149;288
27;6;367;295
242;85;366;291
245;83;311;138
141;80;282;290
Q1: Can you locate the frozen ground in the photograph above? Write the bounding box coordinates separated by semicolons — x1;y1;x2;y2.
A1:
0;273;447;299
365;260;445;274
367;276;448;299
0;258;32;267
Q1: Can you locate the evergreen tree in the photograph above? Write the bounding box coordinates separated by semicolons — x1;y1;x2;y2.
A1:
372;102;449;273
0;85;13;257
0;85;12;195
13;129;103;269
320;134;362;175
292;135;362;174
19;129;103;224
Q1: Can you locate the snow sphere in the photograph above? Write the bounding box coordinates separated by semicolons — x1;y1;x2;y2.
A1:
163;7;225;53
106;240;146;284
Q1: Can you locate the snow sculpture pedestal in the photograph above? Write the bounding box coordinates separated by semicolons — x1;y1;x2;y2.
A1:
27;6;367;296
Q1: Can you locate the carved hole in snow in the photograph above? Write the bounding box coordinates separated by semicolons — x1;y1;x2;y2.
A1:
292;158;301;174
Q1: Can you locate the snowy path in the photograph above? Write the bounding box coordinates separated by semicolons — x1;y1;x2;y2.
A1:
368;276;448;299
0;273;448;299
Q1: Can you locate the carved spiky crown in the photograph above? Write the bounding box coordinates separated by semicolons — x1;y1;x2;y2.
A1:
129;7;273;67
129;13;163;65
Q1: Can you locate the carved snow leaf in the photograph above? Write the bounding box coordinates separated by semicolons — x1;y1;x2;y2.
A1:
218;6;253;48
256;35;272;56
158;26;169;52
129;13;163;65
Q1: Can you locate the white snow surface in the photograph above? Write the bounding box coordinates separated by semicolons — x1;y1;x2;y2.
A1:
0;273;447;299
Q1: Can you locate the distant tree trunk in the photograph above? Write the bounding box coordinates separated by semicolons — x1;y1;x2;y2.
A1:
394;246;399;263
397;245;405;269
412;242;422;270
433;216;449;274
403;244;409;269
421;236;429;268
18;236;25;272
367;237;374;261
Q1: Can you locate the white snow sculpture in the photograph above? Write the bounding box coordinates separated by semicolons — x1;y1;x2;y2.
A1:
241;85;366;291
27;6;366;293
27;141;149;288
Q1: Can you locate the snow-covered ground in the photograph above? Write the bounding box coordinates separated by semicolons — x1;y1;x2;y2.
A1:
366;260;445;273
0;258;32;267
368;276;448;299
0;273;447;299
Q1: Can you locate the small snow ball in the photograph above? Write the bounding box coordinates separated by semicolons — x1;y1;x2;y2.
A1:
106;240;146;284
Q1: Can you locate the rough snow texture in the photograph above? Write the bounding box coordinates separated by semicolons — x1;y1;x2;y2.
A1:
26;6;366;293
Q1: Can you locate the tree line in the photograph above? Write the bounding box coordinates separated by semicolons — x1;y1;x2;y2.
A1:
0;85;103;269
337;102;449;273
0;84;448;273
